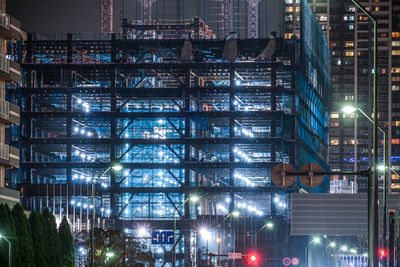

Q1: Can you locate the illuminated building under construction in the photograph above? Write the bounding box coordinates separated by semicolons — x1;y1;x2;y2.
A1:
11;0;331;266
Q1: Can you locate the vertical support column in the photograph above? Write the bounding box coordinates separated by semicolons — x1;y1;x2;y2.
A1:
221;0;233;38
183;68;191;267
142;0;155;24
271;64;277;163
388;210;395;267
247;0;259;38
66;33;73;184
101;0;113;33
110;34;117;220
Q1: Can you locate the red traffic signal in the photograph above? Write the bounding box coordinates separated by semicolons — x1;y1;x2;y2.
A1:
245;251;260;266
379;249;388;257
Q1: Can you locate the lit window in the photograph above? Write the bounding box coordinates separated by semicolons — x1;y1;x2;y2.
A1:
284;33;293;39
336;60;342;65
349;16;354;21
392;174;400;180
330;139;339;145
285;0;293;3
391;183;400;189
295;6;300;12
345;42;354;47
392;68;400;73
393;77;400;82
392;41;400;46
349;24;354;30
331;113;339;119
330;122;339;127
392;139;400;144
392;50;400;56
343;16;348;21
394;121;400;126
393;32;400;38
345;51;354;56
285;6;294;12
320;16;327;21
393;85;400;91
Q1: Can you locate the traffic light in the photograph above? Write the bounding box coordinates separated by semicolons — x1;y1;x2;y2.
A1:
245;251;260;266
379;248;388;258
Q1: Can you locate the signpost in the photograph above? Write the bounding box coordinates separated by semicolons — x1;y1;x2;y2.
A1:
291;257;300;266
282;257;291;266
151;231;175;245
228;252;243;260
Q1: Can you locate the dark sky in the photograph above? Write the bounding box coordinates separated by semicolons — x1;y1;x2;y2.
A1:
7;0;102;33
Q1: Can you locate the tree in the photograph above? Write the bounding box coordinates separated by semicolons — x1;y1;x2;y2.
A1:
90;228;155;267
59;216;75;267
29;210;48;266
42;208;62;267
0;204;15;266
11;204;34;267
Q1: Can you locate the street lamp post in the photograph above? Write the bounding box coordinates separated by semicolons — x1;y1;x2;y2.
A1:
348;1;378;266
306;236;321;267
90;163;122;267
343;104;388;248
0;234;11;267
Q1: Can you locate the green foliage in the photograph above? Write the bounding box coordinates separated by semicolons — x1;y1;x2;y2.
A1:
90;228;155;267
0;205;75;266
11;204;35;267
59;216;75;267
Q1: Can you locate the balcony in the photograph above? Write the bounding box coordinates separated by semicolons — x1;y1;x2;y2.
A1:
0;99;19;125
0;55;20;82
0;144;19;168
0;12;23;40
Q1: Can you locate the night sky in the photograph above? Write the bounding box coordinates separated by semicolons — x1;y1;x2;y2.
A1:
7;0;103;33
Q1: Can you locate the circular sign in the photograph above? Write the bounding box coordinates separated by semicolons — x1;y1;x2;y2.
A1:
282;257;291;266
299;163;324;188
292;257;300;266
271;163;296;187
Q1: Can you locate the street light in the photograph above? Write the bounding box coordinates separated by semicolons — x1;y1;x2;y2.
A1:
343;103;387;256
91;163;122;267
172;195;200;267
0;234;11;267
306;236;321;267
200;228;211;262
346;0;378;265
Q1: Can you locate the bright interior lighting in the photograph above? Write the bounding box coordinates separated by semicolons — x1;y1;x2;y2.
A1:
200;228;211;240
329;242;336;248
190;196;200;202
232;210;240;217
112;164;123;171
341;245;348;252
342;105;357;114
377;164;386;171
266;222;274;229
313;237;321;244
137;227;148;237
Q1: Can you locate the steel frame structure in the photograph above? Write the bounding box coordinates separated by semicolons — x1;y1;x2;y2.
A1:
13;30;330;266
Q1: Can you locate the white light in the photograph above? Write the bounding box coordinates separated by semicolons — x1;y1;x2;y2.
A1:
235;80;241;86
74;127;79;132
106;209;111;214
245;106;249;111
158;181;162;185
75;151;80;156
77;202;81;207
137;227;148;237
87;132;93;137
80;175;85;179
158;119;164;124
273;196;280;203
158;171;163;176
80;129;85;134
200;228;211;240
90;205;93;209
77;99;82;104
233;100;239;105
225;197;231;203
125;133;129;137
87;156;92;161
125;199;129;204
124;209;129;215
85;108;90;113
101;183;108;188
278;202;283;207
83;204;87;209
158;151;164;157
83;102;89;108
124;171;129;176
101;208;105;212
125;143;129;147
283;203;287;208
73;174;78;179
80;153;86;159
70;200;75;205
86;177;91;182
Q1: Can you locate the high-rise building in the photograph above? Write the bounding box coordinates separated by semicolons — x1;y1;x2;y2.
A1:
0;0;22;207
309;0;394;193
12;0;330;266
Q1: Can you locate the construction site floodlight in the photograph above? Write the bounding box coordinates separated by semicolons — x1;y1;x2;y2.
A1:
328;242;336;248
312;236;321;244
377;164;386;172
266;222;274;229
232;210;240;217
342;105;357;114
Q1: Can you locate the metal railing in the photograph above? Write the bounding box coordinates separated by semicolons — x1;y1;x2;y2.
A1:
0;55;10;73
0;99;10;119
0;143;10;161
0;11;10;30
